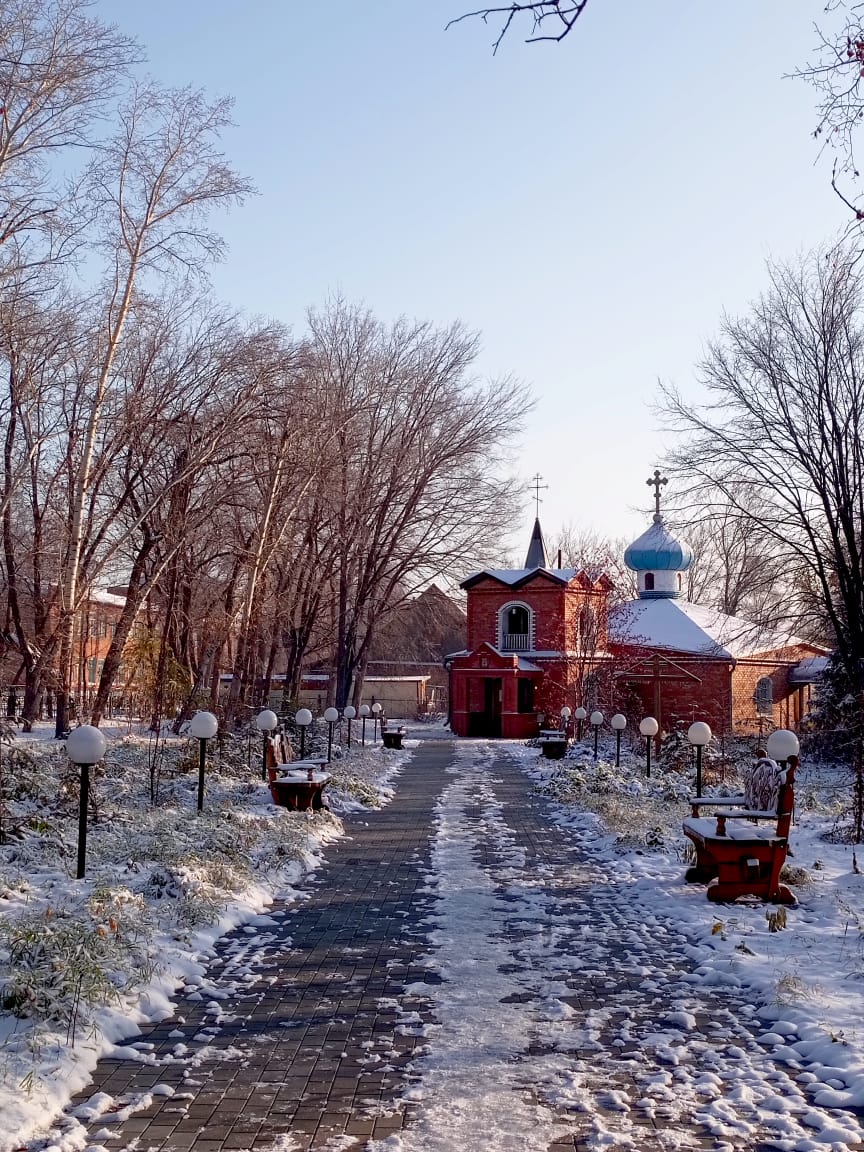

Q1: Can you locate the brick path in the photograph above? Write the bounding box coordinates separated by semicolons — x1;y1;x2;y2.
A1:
43;739;864;1152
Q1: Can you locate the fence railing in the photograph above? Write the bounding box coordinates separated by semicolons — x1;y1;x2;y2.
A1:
501;632;530;652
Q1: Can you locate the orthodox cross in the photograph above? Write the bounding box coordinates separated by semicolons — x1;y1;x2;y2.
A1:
615;653;702;750
529;473;548;518
646;469;668;518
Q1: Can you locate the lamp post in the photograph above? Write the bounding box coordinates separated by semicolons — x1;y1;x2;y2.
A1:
295;707;313;760
359;704;370;746
560;706;571;738
67;725;107;880
324;706;339;762
255;709;278;780
611;713;626;767
188;710;218;812
372;701;383;743
344;705;356;748
574;706;587;742
639;716;659;778
590;710;604;760
766;728;800;766
687;721;712;798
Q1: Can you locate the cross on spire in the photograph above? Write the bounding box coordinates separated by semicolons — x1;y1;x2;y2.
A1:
646;469;668;519
529;473;548;518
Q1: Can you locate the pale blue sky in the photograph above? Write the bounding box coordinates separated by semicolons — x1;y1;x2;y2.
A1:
100;0;848;549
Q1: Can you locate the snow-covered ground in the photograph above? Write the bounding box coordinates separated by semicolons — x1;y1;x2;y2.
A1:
3;723;864;1151
0;721;409;1151
370;737;864;1152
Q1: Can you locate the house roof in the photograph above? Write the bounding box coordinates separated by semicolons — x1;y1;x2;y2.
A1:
461;566;610;591
609;597;822;660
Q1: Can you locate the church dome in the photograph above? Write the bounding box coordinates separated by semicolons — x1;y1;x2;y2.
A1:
624;516;694;573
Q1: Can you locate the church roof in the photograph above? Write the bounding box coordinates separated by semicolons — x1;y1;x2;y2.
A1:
609;597;818;659
524;517;548;568
623;515;693;574
461;567;608;591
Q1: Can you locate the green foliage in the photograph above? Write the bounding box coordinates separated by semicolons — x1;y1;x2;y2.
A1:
0;890;154;1025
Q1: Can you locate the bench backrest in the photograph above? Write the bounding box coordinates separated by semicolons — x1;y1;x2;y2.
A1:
744;757;784;813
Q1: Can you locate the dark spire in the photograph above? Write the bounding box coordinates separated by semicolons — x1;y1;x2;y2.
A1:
525;518;548;569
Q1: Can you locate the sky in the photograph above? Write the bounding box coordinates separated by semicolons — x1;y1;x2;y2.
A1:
99;0;850;554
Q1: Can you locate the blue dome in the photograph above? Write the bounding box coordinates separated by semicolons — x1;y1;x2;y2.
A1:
624;516;693;573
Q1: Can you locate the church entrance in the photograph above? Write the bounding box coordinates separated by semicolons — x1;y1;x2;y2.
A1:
467;677;502;737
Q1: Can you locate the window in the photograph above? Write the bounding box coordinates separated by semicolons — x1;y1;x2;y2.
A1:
500;603;532;651
507;605;529;634
644;572;655;591
755;676;773;715
578;604;596;648
517;679;534;713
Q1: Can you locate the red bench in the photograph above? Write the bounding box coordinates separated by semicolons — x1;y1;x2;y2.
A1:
682;757;798;905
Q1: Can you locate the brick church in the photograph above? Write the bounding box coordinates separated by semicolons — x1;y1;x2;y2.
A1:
445;474;827;740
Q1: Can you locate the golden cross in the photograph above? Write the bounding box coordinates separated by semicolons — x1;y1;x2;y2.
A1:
529;473;548;518
646;469;668;517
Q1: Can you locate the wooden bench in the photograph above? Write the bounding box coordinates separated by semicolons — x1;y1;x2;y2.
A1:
682;756;797;905
268;761;330;811
380;717;406;749
539;731;568;759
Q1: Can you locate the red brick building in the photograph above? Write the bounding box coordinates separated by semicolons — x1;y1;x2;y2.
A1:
447;480;827;741
446;520;613;738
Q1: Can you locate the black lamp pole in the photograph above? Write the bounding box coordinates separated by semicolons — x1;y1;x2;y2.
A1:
197;739;207;812
695;744;703;798
76;761;91;880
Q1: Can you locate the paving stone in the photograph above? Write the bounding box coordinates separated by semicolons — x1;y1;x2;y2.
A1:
28;740;864;1151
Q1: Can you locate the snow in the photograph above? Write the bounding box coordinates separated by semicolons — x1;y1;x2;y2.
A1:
610;596;825;658
4;723;864;1151
0;722;408;1152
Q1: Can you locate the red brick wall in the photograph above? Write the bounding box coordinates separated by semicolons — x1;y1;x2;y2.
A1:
609;643;733;734
731;644;822;734
466;577;608;654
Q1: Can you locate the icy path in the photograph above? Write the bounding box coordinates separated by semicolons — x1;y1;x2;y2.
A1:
374;743;864;1152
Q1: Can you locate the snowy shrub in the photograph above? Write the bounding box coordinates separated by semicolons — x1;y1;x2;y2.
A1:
0;892;154;1027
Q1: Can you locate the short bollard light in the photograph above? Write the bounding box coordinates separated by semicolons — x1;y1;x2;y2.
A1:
67;725;108;880
324;706;339;762
560;706;572;737
188;710;218;812
639;716;659;778
611;713;627;767
359;704;370;746
343;705;356;748
590;710;604;761
295;707;313;760
255;709;278;780
766;728;800;766
687;721;712;798
574;706;587;742
372;701;383;743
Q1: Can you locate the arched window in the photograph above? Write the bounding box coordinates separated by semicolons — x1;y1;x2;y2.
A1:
755;677;773;716
578;604;596;649
500;603;532;651
677;573;682;591
644;572;655;591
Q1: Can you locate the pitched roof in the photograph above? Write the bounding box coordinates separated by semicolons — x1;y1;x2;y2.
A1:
609;597;822;659
461;566;608;591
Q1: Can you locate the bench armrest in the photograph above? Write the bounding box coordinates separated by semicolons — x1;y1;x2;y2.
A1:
688;794;746;809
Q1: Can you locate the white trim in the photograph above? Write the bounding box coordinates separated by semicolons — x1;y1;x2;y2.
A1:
498;600;534;652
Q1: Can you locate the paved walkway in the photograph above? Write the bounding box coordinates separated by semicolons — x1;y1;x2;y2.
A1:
42;741;864;1151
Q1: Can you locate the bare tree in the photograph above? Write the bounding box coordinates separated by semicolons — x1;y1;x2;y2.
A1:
660;249;864;715
0;0;139;279
447;1;590;53
51;82;251;736
305;299;532;708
